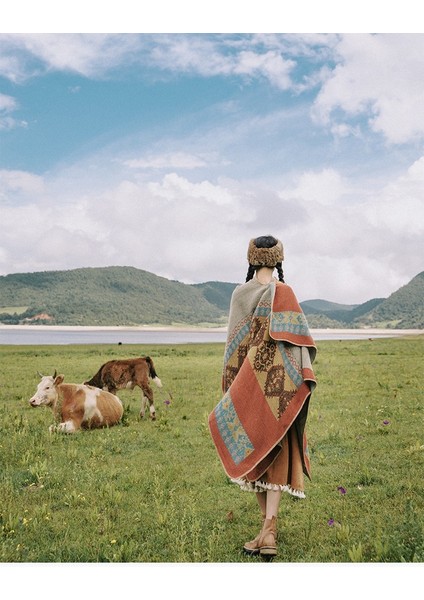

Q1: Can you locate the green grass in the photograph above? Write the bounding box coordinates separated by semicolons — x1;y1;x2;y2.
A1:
0;307;28;315
1;336;423;563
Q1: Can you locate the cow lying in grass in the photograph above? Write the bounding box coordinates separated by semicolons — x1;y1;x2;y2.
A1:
29;372;123;433
84;356;163;420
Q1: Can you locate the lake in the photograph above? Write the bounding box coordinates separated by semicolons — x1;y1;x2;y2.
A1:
0;326;420;345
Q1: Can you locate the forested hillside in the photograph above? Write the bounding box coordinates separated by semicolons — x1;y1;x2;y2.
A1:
0;267;228;326
360;271;424;328
192;281;236;311
302;272;423;329
0;267;422;328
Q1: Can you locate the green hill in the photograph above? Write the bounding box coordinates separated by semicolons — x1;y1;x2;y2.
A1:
303;273;423;329
192;281;237;311
0;267;422;329
301;299;358;314
358;271;424;328
0;267;229;326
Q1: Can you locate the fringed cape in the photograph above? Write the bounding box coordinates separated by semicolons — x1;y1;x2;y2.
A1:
208;278;317;482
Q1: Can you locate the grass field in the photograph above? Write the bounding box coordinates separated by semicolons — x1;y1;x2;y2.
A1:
0;336;423;563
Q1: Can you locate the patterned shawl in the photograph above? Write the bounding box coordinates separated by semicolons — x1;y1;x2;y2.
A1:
208;278;317;482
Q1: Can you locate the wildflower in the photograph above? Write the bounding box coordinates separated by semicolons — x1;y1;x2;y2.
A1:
337;486;347;495
110;539;117;544
327;519;335;526
383;420;390;425
164;399;171;407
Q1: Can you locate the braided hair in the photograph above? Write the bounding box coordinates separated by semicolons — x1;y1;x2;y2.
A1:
245;236;285;282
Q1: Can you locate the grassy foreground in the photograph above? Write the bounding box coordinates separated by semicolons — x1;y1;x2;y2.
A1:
0;336;423;563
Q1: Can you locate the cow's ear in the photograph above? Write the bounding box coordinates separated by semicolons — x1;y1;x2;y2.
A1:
54;374;65;386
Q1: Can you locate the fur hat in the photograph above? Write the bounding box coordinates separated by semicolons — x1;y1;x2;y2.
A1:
247;236;284;267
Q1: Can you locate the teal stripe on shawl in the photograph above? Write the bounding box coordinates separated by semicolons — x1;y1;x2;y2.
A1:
280;344;303;388
270;309;311;337
214;391;254;465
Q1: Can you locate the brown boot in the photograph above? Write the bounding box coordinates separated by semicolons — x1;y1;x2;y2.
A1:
243;514;265;555
258;516;277;557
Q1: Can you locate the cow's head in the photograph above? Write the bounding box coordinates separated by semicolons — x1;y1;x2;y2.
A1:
29;371;64;408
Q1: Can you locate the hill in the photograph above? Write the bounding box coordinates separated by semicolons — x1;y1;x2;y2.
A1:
301;299;358;313
0;266;229;326
301;297;385;326
0;267;422;328
302;273;423;329
192;281;236;311
358;271;424;328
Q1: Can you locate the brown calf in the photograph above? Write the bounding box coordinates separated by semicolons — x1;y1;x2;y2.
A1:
84;356;162;420
29;372;123;433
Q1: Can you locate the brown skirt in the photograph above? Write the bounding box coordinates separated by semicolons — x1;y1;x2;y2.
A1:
231;427;306;498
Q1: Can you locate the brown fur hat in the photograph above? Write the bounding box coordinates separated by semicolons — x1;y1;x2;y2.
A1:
247;236;284;267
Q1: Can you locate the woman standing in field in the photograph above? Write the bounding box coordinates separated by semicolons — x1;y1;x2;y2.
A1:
209;235;317;559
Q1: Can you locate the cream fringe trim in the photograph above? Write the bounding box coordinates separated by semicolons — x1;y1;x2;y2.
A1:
230;478;306;499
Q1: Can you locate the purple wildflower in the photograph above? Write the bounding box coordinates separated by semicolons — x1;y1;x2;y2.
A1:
327;519;335;526
337;486;347;495
164;400;171;406
383;419;390;425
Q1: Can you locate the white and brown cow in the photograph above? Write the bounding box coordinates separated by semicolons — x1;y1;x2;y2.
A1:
29;372;123;433
84;356;163;420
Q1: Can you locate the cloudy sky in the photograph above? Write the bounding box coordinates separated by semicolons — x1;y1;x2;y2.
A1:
1;26;423;303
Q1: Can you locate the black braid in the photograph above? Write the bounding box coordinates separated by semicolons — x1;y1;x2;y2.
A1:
246;262;285;282
276;262;285;282
245;264;256;282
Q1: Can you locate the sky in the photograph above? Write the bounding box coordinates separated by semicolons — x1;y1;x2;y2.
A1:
1;11;424;304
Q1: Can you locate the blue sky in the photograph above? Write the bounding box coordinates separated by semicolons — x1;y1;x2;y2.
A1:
1;25;424;304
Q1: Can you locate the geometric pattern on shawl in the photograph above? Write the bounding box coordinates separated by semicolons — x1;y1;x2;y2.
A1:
209;280;316;482
214;391;254;465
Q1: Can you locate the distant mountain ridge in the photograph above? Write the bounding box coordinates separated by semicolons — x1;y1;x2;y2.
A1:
300;271;424;329
0;266;422;329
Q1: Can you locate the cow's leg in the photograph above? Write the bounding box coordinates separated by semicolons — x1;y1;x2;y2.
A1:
49;420;78;434
140;394;147;419
140;384;156;420
54;407;84;433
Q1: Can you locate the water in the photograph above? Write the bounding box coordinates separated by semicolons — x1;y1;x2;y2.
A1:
0;327;415;345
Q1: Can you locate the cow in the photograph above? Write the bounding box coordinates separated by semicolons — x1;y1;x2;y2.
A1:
84;356;162;420
29;371;123;433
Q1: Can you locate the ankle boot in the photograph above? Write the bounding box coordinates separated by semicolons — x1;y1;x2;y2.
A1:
243;514;266;555
258;516;277;557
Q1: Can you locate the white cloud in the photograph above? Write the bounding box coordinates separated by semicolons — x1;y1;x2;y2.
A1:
148;173;240;207
313;33;424;144
123;152;207;170
0;93;17;112
0;33;301;91
1;156;422;304
276;161;424;302
0;169;44;197
0;169;252;283
0;33;142;80
231;50;295;90
0;93;27;130
148;35;298;90
281;169;348;207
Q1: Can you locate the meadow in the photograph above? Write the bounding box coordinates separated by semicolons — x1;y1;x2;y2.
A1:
0;336;423;563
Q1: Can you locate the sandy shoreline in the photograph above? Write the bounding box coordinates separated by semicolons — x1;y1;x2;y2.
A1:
0;324;421;337
0;324;228;333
